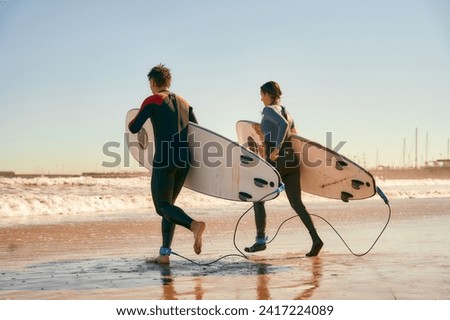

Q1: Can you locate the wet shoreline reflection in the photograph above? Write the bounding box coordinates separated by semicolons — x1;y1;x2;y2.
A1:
156;256;323;300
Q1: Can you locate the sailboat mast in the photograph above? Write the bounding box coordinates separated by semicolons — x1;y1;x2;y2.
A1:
415;127;418;169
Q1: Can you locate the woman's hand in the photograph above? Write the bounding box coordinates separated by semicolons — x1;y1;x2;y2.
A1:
269;148;280;161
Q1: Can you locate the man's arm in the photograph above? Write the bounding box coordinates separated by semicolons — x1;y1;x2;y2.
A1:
128;95;162;133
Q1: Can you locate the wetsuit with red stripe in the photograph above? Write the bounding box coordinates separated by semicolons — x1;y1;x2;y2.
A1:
129;90;198;168
129;90;198;249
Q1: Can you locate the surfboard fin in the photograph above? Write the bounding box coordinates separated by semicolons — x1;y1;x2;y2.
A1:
335;160;348;171
240;155;254;165
239;192;253;201
341;191;353;202
351;179;365;190
246;137;258;153
137;128;148;150
254;178;268;188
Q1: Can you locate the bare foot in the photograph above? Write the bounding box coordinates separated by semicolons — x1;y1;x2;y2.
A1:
191;221;206;255
145;255;170;264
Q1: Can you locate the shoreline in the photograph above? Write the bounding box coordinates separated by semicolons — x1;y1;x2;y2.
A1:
1;197;449;300
371;167;450;180
1;167;450;179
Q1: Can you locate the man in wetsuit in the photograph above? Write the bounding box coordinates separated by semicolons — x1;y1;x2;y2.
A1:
128;64;206;264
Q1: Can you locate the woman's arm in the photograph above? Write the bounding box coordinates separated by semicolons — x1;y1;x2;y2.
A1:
261;106;289;149
261;106;289;161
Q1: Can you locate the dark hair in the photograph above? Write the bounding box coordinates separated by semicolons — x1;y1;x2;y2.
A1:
147;64;172;87
260;81;282;104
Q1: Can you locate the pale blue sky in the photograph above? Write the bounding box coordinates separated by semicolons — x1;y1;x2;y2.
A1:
1;0;449;174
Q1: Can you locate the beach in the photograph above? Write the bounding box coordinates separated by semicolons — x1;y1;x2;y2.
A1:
1;175;449;300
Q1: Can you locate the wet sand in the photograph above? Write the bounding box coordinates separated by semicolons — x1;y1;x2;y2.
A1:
1;197;449;300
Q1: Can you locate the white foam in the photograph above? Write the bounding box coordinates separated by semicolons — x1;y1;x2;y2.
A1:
1;176;449;219
375;178;450;199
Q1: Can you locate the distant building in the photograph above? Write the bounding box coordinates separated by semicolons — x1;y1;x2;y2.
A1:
0;171;15;177
435;159;450;167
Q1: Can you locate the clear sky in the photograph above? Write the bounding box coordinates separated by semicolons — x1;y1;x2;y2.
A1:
1;0;449;174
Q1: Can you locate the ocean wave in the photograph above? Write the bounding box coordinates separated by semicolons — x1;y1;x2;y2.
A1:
375;178;450;200
1;176;449;219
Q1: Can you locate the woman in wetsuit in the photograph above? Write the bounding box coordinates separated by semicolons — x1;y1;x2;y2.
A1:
128;64;205;264
245;81;323;257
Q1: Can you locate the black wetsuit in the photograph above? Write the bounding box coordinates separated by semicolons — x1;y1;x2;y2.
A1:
129;90;198;249
254;105;320;244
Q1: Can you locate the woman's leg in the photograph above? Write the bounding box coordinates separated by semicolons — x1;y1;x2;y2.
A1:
283;170;323;257
245;202;268;252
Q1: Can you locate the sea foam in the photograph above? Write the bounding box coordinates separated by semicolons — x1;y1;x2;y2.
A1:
1;176;449;219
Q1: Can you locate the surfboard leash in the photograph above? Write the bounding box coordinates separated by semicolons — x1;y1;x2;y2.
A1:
170;203;254;266
170;184;286;266
335;186;391;257
267;186;391;257
172;185;390;264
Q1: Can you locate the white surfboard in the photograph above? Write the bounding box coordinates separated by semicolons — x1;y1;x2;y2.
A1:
125;109;282;202
236;120;376;202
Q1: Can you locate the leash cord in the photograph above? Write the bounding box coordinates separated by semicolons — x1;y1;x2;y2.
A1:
172;185;284;265
173;186;391;263
268;186;391;257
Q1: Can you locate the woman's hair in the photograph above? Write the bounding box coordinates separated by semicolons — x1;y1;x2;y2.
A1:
260;81;282;104
147;64;172;87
